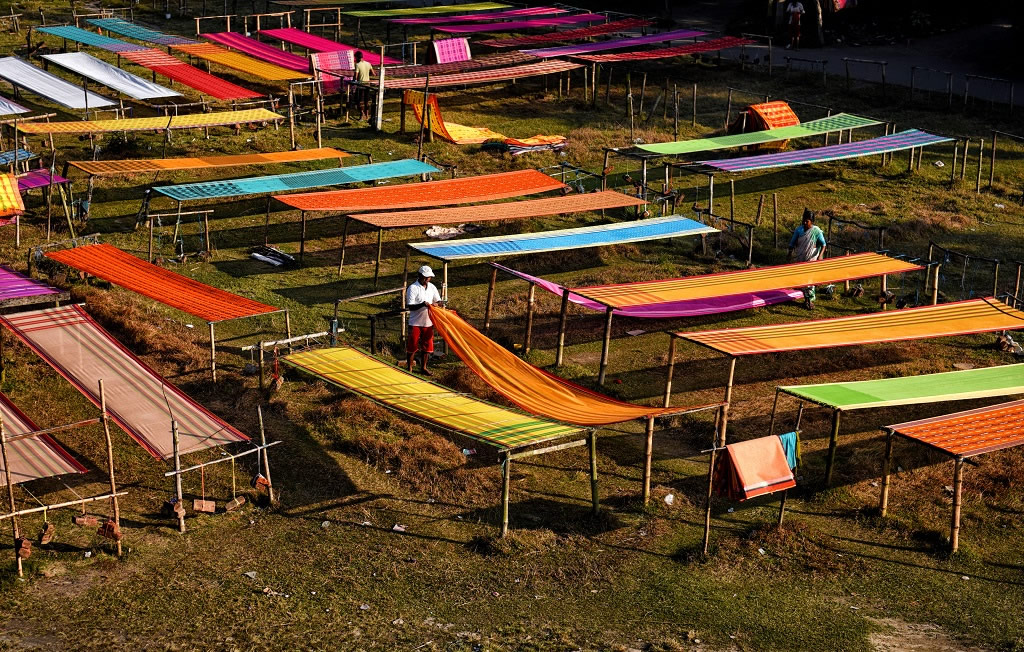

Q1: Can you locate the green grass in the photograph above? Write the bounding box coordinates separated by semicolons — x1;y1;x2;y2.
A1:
1;4;1024;650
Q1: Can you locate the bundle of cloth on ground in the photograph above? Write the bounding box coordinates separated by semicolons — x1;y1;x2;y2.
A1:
713;434;797;500
638;113;880;155
435;14;605;33
575;35;755;63
428;306;716;426
204;32;314;73
0;57;115;110
490;263;802;318
283;346;581;449
120;48;262;100
0;305;250;459
45;243;279;322
477;18;653;48
403;90;565;148
259;27;401;64
410;214;715;261
70;148;350;177
41;52;179;100
277;169;565;212
676;297;1024;356
0;390;86;487
16;108;283;135
154;158;438;201
696;130;953;173
523;28;706;57
35;25;148;52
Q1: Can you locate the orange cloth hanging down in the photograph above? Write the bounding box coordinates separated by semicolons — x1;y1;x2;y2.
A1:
428;305;715;426
713;436;795;501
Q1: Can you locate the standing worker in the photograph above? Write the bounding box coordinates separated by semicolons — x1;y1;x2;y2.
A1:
352;51;375;121
785;0;805;50
405;265;443;375
788;209;826;309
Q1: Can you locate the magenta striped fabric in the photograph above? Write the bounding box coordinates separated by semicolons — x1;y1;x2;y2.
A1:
17;169;67;191
392;6;566;25
0;265;60;301
260;27;400;64
437;14;605;34
523;28;706;57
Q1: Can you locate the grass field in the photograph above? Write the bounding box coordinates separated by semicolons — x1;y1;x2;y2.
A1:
1;3;1024;650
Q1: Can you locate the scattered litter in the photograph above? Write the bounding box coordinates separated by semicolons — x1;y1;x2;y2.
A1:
994;203;1006;209
663;494;674;506
590;589;598;593
424;224;483;240
694;639;701;644
362;521;372;526
243;571;258;580
953;362;976;370
962;576;970;580
850;606;860;611
321;520;330;529
385;469;392;474
897;466;904;473
933;160;944;168
84;551;92;558
870;481;879;487
251;245;296;267
462;448;477;456
185;323;194;329
491;591;500;597
757;548;766;555
626;329;646;337
727;507;734;513
393;618;404;625
360;603;371;611
392;524;407;532
944;485;954;494
263;587;286;597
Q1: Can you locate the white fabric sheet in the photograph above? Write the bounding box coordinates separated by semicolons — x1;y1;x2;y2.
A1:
0;56;116;109
42;52;179;100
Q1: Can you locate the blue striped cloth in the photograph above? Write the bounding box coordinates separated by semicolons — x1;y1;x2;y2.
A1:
410;215;717;261
154;159;439;202
0;149;36;166
700;129;953;173
88;18;197;46
37;25;147;52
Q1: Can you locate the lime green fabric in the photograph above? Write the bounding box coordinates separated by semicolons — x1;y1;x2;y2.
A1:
638;113;880;156
780;364;1024;410
345;2;509;17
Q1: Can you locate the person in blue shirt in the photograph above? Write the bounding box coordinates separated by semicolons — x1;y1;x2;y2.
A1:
788;209;827;309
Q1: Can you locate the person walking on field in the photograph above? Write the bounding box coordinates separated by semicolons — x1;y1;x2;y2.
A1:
405;265;443;375
352;51;375;121
788;209;827;309
785;0;805;50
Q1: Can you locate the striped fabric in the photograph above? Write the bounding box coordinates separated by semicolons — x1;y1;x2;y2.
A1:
204;32;311;73
577;35;754;63
676;297;1024;357
311;50;355;93
0;149;36;166
356;190;643;228
436;14;605;34
277;169;565;212
155;158;438;201
17;169;67;192
387;51;536;78
411;215;717;261
284;346;581;450
36;25;147;52
0;57;116;110
343;3;511;18
403;90;504;144
259;28;400;64
0;174;25;219
477;18;652;48
433;37;472;63
17;109;282;135
0;391;86;487
699;129;953;172
121;48;262;100
781;364;1024;412
0;265;60;302
383;60;581;89
88;17;197;46
172;43;309;81
888;398;1024;458
392;6;566;25
45;244;279;322
576;253;920;308
0;305;250;460
639;113;880;156
523;28;706;58
70;147;349;176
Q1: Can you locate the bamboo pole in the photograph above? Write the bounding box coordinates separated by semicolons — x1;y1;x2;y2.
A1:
99;380;122;557
691;82;697;127
662;336;677;408
989;131;997;189
209;323;217;383
773;192;779;248
416;75;429;159
673;84;679;141
597;307;614;385
589;431;599;515
1;415;22;577
950;457;964;552
879;430;894;515
642;416;655;505
523;283;536;354
172;420;185;533
702;407;722;556
824;409;842;486
258;405;276;505
555;287;569;366
483;266;497;334
975;138;984;193
500;453;510;536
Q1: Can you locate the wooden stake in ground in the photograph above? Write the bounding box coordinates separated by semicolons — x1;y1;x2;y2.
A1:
172;420;185;533
0;415;23;577
416;75;430;159
673;84;679;141
99;380;122;557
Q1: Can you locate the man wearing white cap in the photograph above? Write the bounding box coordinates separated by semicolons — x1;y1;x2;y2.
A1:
405;265;443;375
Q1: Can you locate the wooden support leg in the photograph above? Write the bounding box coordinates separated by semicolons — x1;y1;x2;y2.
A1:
555;287;569;366
824;409;842;487
702;407;724;556
777;490;787;525
589;431;599;516
337;216;350;275
98;380;122;557
209;322;217;383
373;228;383;289
500;453;510;537
523;283;536;354
299;211;307;263
642;416;655;505
483;266;497;334
263;197;272;246
662;336;677;408
950;457;964;552
441;262;449;301
597;307;614;385
172;421;185;533
879;430;894;516
1;417;23;577
259;406;277;505
767;388;780;437
718;357;738;446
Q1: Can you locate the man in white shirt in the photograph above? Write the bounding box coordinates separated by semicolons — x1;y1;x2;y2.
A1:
352;51;375;121
405;265;443;375
785;0;805;50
